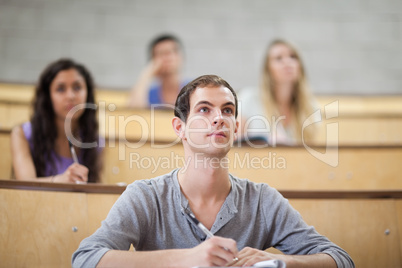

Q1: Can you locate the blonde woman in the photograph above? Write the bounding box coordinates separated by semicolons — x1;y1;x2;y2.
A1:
239;39;318;146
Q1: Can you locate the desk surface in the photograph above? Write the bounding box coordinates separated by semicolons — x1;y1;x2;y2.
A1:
0;179;125;194
1;179;402;199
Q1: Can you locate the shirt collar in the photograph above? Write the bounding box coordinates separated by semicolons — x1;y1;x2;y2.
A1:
172;169;238;233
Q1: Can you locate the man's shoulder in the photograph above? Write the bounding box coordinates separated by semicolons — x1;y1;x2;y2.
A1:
230;174;280;195
230;174;266;190
126;169;178;192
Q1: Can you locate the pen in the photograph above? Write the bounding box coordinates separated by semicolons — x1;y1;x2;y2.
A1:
68;138;86;184
68;139;79;164
185;210;214;239
184;209;239;262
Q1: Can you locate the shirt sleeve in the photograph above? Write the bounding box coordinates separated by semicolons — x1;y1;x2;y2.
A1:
261;185;355;268
71;182;155;267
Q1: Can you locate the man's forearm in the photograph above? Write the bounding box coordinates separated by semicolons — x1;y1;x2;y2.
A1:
97;249;188;268
97;236;239;268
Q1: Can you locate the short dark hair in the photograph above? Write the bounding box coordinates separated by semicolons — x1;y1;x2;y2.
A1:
174;75;238;122
148;34;183;60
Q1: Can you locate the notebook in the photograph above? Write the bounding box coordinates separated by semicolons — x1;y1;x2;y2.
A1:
193;259;286;268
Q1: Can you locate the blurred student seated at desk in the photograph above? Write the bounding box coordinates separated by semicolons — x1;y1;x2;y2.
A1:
11;58;103;183
238;39;318;146
128;34;190;108
73;75;354;268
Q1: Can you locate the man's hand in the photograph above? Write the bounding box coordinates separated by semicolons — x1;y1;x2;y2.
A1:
147;58;164;77
181;236;238;267
229;247;285;267
229;247;338;268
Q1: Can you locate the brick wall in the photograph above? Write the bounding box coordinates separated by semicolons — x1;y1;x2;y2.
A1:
0;0;401;94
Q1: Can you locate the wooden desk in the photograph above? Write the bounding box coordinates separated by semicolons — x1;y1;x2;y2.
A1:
317;95;402;117
99;108;177;143
0;102;30;130
0;83;129;106
0;83;129;129
289;198;402;268
2;83;402;116
0;130;12;179
1;81;402;146
1;126;402;190
99;108;402;146
0;180;401;268
313;115;402;145
0;83;34;103
102;142;402;190
1;102;401;145
0;180;123;268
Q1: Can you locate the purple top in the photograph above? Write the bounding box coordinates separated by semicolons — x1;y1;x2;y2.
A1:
22;122;83;176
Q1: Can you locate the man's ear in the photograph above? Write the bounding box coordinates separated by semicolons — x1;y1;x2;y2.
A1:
233;120;239;140
172;117;186;140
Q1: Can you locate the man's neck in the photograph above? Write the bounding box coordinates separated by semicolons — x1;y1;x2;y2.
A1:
160;72;180;90
158;73;181;105
178;153;231;206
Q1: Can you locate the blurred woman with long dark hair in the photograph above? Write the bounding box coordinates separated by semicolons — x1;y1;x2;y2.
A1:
11;58;102;183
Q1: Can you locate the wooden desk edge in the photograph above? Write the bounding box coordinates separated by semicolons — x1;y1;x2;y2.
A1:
1;180;402;198
0;179;126;194
280;190;402;199
1;128;402;149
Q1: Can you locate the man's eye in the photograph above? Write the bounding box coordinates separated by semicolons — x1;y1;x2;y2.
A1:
199;107;209;113
223;108;233;114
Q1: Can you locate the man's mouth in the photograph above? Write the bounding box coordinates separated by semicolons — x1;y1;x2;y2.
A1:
208;131;227;137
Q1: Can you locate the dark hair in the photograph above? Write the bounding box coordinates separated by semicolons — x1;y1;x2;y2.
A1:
30;58;101;182
174;75;238;122
148;34;183;60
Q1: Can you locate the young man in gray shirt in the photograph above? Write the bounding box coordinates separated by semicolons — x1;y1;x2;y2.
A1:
73;75;354;267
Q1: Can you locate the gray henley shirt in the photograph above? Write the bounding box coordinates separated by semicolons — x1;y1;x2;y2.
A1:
72;169;354;267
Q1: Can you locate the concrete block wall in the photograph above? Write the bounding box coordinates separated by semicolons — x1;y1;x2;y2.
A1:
0;0;401;95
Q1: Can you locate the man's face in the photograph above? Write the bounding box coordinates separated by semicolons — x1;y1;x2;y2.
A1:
152;40;182;75
182;86;238;157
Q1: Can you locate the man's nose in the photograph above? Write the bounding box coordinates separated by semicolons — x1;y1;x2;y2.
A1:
212;109;224;126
